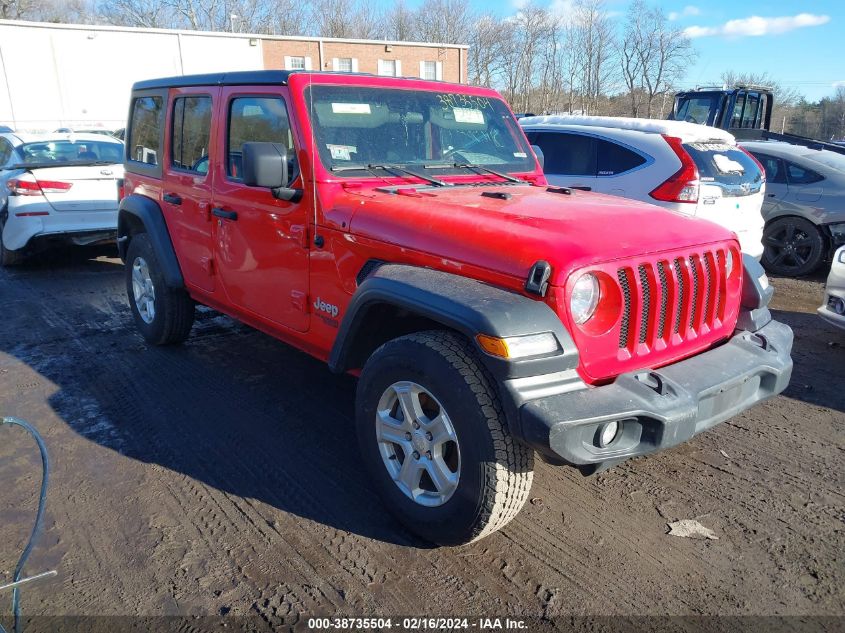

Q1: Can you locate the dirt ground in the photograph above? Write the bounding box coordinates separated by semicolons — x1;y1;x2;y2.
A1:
0;248;842;632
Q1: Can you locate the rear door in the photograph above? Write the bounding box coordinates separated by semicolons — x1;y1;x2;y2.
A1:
210;88;309;332
751;152;789;216
524;130;597;191
595;137;648;196
161;88;218;293
785;160;824;203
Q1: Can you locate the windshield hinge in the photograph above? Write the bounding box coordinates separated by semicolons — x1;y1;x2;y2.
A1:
525;260;551;297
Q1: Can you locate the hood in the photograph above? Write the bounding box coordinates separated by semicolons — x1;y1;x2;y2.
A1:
346;184;736;286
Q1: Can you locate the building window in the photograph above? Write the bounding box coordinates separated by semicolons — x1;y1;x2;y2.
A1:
421;61;436;80
284;55;312;70
337;57;353;72
419;60;442;81
378;59;401;77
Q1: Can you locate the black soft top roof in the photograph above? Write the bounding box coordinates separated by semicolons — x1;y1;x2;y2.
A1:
131;69;394;91
132;70;293;91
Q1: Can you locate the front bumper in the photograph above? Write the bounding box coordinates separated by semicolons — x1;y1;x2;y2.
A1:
519;319;793;472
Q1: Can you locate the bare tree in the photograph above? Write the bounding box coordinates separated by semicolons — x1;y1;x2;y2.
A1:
572;0;616;115
413;0;472;44
309;0;383;39
384;0;417;41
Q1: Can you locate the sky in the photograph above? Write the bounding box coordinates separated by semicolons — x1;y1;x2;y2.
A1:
435;0;844;101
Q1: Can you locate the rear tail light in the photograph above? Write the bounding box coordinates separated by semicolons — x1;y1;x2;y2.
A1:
7;175;42;196
739;146;766;182
650;135;699;204
117;178;125;201
7;174;73;196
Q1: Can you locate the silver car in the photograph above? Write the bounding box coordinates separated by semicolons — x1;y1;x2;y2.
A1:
819;245;845;330
741;141;845;276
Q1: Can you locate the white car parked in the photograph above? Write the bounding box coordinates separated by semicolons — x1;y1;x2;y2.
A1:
0;132;124;266
819;245;845;330
521;116;766;259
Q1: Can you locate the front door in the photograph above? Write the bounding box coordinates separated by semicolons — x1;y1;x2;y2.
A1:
211;88;309;332
161;88;218;292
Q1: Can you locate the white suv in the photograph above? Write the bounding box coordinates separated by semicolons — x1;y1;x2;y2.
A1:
0;132;124;266
521;116;766;259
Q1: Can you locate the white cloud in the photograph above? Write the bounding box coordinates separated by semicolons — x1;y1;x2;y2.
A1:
834;81;845;89
684;13;830;38
668;5;701;21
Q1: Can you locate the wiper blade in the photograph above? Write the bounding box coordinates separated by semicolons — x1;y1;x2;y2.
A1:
367;164;449;187
425;162;525;184
331;163;449;187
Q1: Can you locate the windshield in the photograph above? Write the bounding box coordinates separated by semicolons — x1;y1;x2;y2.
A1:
804;151;845;172
17;139;123;165
673;94;719;125
305;86;535;176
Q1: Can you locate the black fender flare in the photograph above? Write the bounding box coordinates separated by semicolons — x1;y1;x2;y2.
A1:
328;264;579;381
118;194;184;288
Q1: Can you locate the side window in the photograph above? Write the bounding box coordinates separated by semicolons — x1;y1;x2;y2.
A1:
171;95;212;175
529;131;596;176
739;95;759;129
596;139;646;176
753;153;786;184
786;162;824;185
0;138;12;167
730;94;746;128
227;96;295;183
128;96;163;165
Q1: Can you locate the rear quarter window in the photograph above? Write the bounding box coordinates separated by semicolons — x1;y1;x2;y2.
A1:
596;139;646;176
683;142;764;194
128;95;164;169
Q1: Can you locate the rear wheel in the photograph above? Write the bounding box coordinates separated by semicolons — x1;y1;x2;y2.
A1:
0;218;24;267
762;217;825;277
355;331;534;546
125;233;195;345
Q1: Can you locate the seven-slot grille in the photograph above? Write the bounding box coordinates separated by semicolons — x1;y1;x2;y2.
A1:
617;247;730;352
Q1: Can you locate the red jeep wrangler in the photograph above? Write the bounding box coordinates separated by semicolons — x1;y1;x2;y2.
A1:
118;71;793;545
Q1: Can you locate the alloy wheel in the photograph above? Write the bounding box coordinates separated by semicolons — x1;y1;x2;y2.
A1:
375;381;461;507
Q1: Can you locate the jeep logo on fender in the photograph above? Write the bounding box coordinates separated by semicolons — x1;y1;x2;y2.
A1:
313;297;339;318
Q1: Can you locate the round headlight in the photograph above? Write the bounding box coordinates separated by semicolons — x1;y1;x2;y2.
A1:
570;273;600;324
725;250;734;277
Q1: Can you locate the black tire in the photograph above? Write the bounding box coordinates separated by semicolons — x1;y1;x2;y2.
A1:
0;218;25;267
356;330;534;546
125;233;194;345
762;217;826;277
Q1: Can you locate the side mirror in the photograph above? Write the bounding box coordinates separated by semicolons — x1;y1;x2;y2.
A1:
531;144;545;171
242;142;302;202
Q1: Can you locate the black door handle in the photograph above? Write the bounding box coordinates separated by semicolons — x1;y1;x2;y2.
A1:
212;208;238;221
767;193;776;197
163;193;182;205
571;186;592;191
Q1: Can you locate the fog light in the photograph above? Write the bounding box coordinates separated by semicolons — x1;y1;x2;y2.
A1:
830;296;845;315
598;421;620;448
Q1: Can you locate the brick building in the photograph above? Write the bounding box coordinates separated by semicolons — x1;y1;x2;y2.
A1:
0;20;468;130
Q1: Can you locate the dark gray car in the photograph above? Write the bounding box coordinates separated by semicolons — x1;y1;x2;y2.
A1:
742;141;845;276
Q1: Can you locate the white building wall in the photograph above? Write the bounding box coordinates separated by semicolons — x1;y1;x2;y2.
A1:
0;21;264;131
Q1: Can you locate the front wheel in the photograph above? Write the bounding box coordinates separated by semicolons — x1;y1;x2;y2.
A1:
762;217;826;277
355;331;534;546
125;233;195;345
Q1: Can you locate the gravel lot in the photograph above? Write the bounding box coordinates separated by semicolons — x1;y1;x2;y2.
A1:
0;247;843;631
